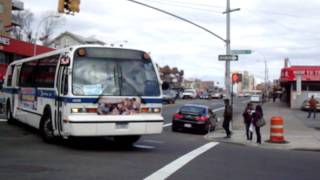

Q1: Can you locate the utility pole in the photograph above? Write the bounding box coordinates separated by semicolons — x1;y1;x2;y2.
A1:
224;0;240;99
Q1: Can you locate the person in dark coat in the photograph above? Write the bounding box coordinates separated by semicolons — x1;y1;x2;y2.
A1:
252;105;263;144
243;103;254;140
223;98;233;138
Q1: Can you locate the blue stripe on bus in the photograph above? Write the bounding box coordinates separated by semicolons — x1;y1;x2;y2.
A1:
2;88;19;94
3;87;162;104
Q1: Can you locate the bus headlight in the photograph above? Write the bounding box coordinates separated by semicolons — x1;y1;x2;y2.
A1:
71;108;97;113
140;107;161;113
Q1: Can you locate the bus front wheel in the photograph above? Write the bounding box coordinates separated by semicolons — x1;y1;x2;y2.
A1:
40;111;56;143
113;135;140;146
6;104;15;124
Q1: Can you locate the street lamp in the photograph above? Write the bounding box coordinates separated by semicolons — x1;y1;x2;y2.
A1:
33;14;60;56
253;51;269;96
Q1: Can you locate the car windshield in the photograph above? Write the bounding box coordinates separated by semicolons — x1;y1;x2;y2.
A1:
180;106;206;115
72;49;160;96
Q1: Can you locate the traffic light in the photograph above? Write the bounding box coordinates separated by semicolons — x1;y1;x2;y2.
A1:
58;0;80;14
232;73;242;84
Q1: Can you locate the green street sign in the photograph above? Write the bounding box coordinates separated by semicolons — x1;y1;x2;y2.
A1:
231;49;252;55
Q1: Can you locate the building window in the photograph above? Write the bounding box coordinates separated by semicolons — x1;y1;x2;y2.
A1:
0;3;4;13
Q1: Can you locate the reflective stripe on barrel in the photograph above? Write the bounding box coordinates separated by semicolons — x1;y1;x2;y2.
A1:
269;116;285;142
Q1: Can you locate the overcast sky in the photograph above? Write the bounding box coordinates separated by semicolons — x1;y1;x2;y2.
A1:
22;0;320;87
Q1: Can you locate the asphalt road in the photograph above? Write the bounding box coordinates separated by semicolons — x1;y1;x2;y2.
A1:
1;98;320;180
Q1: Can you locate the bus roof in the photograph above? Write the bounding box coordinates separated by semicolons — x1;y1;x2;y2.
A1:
8;45;149;66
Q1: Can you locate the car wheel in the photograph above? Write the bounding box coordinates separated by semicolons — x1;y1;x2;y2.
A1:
172;126;179;132
114;135;140;146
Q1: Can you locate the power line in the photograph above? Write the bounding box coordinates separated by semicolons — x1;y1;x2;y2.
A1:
143;0;222;14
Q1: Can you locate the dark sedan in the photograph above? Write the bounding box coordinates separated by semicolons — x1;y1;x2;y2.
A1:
172;104;217;134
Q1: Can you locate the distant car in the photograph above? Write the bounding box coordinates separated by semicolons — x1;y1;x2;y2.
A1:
182;89;197;99
210;92;223;99
163;90;177;104
199;92;209;99
244;93;251;97
250;94;262;103
301;99;320;111
172;104;217;134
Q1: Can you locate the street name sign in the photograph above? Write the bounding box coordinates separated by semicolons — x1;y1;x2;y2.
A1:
231;49;252;54
218;54;238;61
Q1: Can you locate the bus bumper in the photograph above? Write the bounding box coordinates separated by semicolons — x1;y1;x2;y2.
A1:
61;114;164;137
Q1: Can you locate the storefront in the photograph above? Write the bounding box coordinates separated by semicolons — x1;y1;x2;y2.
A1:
0;35;53;84
280;66;320;109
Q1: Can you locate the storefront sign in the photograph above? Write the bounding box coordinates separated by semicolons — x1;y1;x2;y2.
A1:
0;37;10;45
281;66;320;81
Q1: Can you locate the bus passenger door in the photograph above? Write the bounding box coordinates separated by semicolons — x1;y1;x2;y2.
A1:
11;65;21;120
55;66;68;136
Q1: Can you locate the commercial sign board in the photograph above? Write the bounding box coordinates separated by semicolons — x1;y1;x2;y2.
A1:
218;54;238;61
280;66;320;82
231;49;252;54
0;37;10;45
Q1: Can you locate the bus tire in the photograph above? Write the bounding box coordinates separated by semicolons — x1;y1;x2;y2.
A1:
6;102;15;124
40;109;56;143
113;135;140;146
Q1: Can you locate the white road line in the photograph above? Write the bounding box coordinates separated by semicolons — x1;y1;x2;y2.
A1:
0;119;7;122
212;107;224;112
144;142;219;180
143;139;164;144
163;123;172;127
133;144;155;150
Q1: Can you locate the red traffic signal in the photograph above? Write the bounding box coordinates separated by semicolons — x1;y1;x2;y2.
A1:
232;73;242;83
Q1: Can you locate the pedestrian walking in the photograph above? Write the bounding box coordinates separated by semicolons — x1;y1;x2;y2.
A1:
252;105;263;144
243;103;253;140
307;95;318;119
223;98;233;138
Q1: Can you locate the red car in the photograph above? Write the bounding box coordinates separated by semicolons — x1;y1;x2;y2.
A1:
172;104;217;134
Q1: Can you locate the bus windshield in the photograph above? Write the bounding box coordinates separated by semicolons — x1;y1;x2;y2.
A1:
72;49;160;97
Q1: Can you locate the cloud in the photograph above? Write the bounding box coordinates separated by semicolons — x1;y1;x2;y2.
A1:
22;0;320;87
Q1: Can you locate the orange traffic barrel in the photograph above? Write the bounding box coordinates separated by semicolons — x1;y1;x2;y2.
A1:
269;116;286;143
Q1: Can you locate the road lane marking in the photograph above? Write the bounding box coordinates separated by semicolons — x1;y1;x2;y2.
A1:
144;142;219;180
163;123;172;127
0;119;7;122
143;139;164;144
133;144;155;150
212;107;224;112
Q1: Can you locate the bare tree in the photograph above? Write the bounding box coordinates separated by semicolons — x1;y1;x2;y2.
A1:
39;11;66;46
11;9;34;42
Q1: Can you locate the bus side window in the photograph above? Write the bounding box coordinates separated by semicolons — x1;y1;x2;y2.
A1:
61;68;68;95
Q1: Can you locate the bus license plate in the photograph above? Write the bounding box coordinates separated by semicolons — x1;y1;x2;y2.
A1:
116;122;129;129
184;123;192;128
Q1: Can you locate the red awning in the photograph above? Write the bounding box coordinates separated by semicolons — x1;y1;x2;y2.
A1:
280;66;320;82
0;35;54;56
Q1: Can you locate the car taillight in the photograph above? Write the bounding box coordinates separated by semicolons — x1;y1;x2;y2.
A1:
174;113;184;119
195;116;209;121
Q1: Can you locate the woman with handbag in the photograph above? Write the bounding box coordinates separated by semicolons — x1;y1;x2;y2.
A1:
243;103;254;140
252;105;264;144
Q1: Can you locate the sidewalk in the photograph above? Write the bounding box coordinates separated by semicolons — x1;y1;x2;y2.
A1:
205;101;320;151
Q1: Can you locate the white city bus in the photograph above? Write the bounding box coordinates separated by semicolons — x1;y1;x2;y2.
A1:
3;45;163;144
